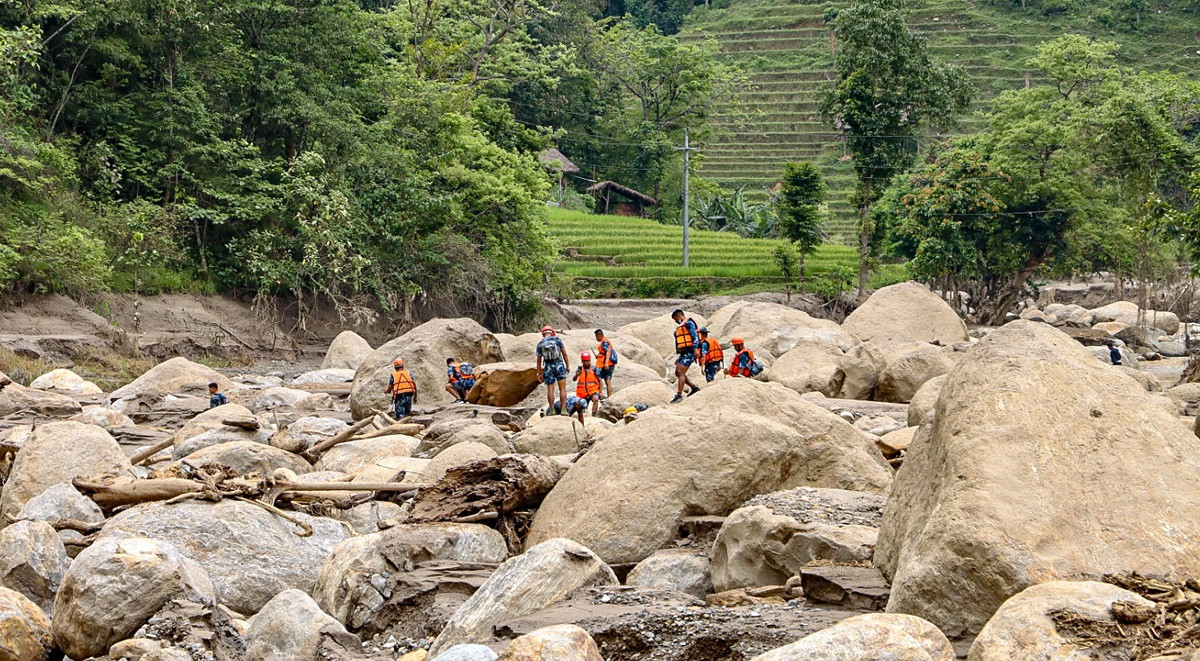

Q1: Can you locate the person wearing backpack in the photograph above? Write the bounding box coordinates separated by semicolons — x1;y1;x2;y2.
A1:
670;309;702;403
536;326;571;413
445;357;475;403
698;327;724;383
593;329;618;397
727;338;761;378
573;351;604;420
383;357;417;419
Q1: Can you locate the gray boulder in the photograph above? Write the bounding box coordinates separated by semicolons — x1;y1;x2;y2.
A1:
0;521;68;615
626;549;712;599
322;331;374;370
0;587;53;661
246;589;359;661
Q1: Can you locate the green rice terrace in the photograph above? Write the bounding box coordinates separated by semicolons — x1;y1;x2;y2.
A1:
681;0;1200;241
546;208;901;297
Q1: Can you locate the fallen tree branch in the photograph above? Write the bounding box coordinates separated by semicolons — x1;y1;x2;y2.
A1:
302;415;380;462
129;437;176;466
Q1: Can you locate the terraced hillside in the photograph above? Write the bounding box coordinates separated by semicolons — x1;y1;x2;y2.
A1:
681;0;1200;241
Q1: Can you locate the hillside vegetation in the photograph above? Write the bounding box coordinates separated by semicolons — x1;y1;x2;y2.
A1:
681;0;1200;240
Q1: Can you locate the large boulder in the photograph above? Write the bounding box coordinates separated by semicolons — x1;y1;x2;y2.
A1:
626;549;712;599
108;356;235;403
834;340;929;401
179;440;313;476
875;344;957;404
968;581;1155;661
712;488;885;593
0;421;132;524
314;523;508;633
0;521;68;615
711;301;854;357
428;538;617;656
527;379;892;565
842;282;968;345
1091;301;1180;334
497;624;604;661
315;435;420;474
875;321;1200;636
246;589;359;661
69;405;135;430
424;423;512;457
749;613;954;661
765;341;844;397
29;369;102;395
511;416;593;456
467;362;540;407
98;499;349;614
52;537;215;660
0;377;82;418
271;416;348;454
423;442;499;483
497;329;667;378
16;483;104;532
0;587;53;661
322;330;373;370
253;386;331;412
906;375;946;427
596;380;676;421
292;367;357;387
618;311;709;360
351;318;503;419
169;402;260;450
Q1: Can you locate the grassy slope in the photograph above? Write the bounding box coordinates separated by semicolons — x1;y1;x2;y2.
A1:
681;0;1200;241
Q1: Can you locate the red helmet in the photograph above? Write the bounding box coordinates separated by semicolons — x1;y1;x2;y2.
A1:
581;351;592;361
731;337;745;345
393;358;404;367
541;325;554;335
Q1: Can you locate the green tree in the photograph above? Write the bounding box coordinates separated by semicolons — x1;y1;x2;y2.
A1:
819;0;971;300
776;161;827;286
773;243;799;303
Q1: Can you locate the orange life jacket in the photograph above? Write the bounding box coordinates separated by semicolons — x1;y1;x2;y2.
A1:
730;348;754;377
448;363;461;383
702;338;724;364
596;339;615;369
576;367;602;398
673;320;697;353
390;369;416;395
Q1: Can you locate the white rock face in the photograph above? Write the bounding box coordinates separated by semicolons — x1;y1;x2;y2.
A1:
29;369;102;395
52;537;215;660
428;538;618;656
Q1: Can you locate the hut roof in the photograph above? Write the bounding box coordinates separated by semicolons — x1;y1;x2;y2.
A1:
584;181;659;206
539;148;580;174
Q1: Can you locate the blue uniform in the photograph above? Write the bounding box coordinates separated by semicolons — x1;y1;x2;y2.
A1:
537;336;568;384
675;319;699;367
209;392;227;409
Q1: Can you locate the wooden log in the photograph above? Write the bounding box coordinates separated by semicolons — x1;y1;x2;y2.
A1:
353;422;425;441
129;437;176;466
407;455;564;524
302;415;379;461
75;476;203;509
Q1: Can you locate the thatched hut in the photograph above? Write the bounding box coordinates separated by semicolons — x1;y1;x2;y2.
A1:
585;181;659;217
539;148;580;187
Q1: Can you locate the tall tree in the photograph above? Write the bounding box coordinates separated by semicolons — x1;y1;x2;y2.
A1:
820;0;971;300
776;161;827;286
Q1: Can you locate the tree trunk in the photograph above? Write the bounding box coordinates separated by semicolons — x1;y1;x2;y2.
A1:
799;253;807;291
984;260;1042;326
407;455;564;524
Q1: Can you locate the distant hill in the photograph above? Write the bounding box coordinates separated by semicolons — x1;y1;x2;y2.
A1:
680;0;1200;241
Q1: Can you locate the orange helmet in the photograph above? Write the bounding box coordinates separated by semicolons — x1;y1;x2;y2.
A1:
393;358;404;367
731;337;745;345
581;351;592;361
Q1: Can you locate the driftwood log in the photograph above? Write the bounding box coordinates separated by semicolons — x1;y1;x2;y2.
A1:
74;474;427;511
301;415;382;462
407;455;563;524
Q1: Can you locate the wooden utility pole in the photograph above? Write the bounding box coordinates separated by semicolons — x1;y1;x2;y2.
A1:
678;128;695;267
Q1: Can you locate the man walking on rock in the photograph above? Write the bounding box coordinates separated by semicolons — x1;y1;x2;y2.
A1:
698;327;724;383
536;326;571;414
670;309;702;403
594;329;617;397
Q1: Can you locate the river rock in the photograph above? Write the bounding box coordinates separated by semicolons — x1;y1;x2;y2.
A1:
180;440;312;475
314;523;508;633
749;613;954;661
906;375;945;426
712;301;854;357
875;320;1200;636
271;416;348;454
246;589;359;661
253;386;330;412
497;624;604;661
322;331;374;370
1091;301;1180;334
626;549;712;599
349;455;430;484
527;379;891;565
0;376;82;418
29;368;102;395
16;483;104;532
69;405;135;430
617;311;710;360
596;380;676;421
875;344;957;403
315;435;420;474
434;645;499;661
0;421;132;524
712;487;885;592
835;340;928;401
99;500;349;614
511;416;593;455
498;330;666;378
1118;365;1161;392
842;282;968;345
334;500;404;535
108;356;235;403
170;402;258;449
467;362;540;407
0;521;67;615
0;587;52;661
424;442;499;483
350;318;503;419
424;423;512;457
52;537;215;660
968;581;1155;661
765;341;844;396
428;538;617;655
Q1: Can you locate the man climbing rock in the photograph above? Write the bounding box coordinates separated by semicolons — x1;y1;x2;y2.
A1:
671;309;702;403
536;326;570;414
594;329;617;398
384;357;417;419
573;351;604;420
698;327;724;383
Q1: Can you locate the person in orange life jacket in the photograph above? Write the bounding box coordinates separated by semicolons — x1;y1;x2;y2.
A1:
383;357;417;419
572;351;604;419
536;326;571;414
698;327;724;383
445;357;475;403
670;309;702;403
726;338;755;378
593;329;617;397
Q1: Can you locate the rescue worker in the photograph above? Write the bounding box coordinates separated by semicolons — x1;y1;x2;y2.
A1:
670;309;701;403
594;329;617;397
549;396;588;422
573;351;604;419
726;337;755;378
208;382;227;409
384;357;417;419
445;357;474;403
698;327;724;383
536;325;570;413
